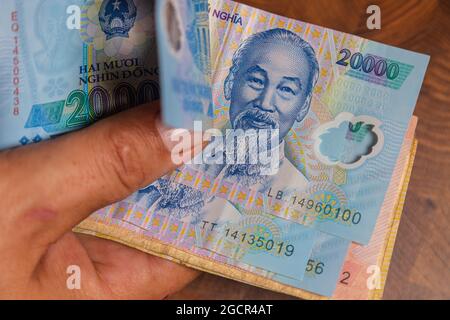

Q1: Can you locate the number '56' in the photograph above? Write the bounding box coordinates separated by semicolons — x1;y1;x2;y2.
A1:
306;259;325;275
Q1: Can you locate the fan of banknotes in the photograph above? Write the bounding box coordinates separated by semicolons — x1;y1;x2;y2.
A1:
0;0;429;299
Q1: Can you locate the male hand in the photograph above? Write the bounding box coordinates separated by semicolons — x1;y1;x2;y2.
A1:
0;102;200;299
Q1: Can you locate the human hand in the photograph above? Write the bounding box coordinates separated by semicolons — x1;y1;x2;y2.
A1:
0;102;200;299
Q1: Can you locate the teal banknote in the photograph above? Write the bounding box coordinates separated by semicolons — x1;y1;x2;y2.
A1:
0;0;429;297
120;175;320;282
200;208;350;295
229;231;349;297
167;0;430;244
0;0;213;146
72;0;427;297
86;194;349;295
0;0;161;149
156;0;213;129
275;232;349;296
198;206;317;281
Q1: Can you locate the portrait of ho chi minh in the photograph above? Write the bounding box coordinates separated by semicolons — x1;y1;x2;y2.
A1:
130;28;320;226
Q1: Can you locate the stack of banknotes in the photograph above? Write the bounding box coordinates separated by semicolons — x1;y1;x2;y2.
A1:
0;0;429;299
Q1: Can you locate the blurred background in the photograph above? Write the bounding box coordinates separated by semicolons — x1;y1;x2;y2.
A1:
170;0;450;300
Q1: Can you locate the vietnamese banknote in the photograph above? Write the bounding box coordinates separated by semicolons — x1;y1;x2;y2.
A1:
0;0;214;142
189;116;416;297
75;117;417;298
73;120;414;297
74;0;426;297
0;0;429;245
156;0;213;129
0;0;427;298
0;0;162;150
167;0;429;244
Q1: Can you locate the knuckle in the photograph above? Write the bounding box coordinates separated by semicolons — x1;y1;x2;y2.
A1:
97;118;169;198
103;125;148;196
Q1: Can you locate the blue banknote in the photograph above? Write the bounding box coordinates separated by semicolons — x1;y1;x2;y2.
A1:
0;0;160;150
198;207;318;281
0;0;213;146
230;231;350;297
80;0;427;296
0;0;429;297
275;232;350;297
123;175;319;281
156;0;213;129
167;0;430;244
97;179;349;296
199;209;350;294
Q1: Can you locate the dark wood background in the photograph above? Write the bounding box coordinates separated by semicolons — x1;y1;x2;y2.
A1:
171;0;450;300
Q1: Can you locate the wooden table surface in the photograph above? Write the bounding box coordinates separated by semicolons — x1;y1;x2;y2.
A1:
171;0;450;300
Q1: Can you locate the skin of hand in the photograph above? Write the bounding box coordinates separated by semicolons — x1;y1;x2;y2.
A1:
0;102;202;299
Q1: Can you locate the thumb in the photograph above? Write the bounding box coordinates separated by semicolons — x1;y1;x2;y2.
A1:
1;101;201;249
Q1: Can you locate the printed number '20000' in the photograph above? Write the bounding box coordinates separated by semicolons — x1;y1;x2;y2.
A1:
336;49;400;80
66;80;159;128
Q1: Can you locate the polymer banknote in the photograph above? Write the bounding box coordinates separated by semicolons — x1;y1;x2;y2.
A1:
240;117;417;297
0;0;162;150
0;0;426;298
166;0;429;244
73;0;425;297
75;117;416;298
0;0;325;293
0;0;209;150
156;0;213;129
0;0;429;245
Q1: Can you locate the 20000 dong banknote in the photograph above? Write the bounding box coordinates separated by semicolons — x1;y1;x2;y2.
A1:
0;0;215;144
168;0;429;244
75;117;417;299
0;0;162;150
156;0;214;129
